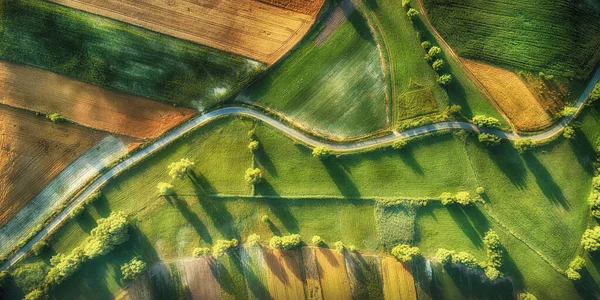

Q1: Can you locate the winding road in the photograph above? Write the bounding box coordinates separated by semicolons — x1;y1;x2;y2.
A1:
1;65;599;271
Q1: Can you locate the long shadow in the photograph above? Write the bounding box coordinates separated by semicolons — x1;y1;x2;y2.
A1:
75;210;98;233
255;142;278;177
574;267;600;299
255;179;279;197
92;193;111;218
485;143;527;189
195;193;238;240
462;205;490;233
399;146;424;175
241;248;271;299
265;198;300;233
188;170;216;195
339;0;376;45
569;130;596;175
264;249;289;284
523;153;569;209
442;264;515;300
166;194;212;244
446;205;483;248
323;159;361;198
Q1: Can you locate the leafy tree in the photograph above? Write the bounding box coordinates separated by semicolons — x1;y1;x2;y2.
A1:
167;158;194;179
483;230;502;269
436;248;455;265
261;215;270;223
476;186;486;195
478;133;502;146
193;247;210;257
248;140;260;152
311;235;324;246
421;41;431;50
334;241;345;253
245;168;262;184
432;59;445;71
563;126;576;139
566;268;582;281
565;255;586;280
156;182;174;196
46;113;65;124
270;234;302;250
121;257;147;281
212;239;238;258
485;266;501;280
70;205;85;219
392;140;408;150
513;139;535;153
32;241;48;256
425;46;442;61
247;234;261;247
391;244;420;262
312;146;331;159
452;251;480;269
437;74;453;87
348;245;357;252
407;8;419;20
581;226;600;252
472;115;501;128
44;248;85;287
560;106;578;117
83;211;129;259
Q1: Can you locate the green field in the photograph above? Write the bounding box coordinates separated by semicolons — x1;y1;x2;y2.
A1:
0;0;263;108
236;3;388;138
422;0;600;79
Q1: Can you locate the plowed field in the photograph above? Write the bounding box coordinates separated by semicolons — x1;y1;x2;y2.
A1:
381;257;416;300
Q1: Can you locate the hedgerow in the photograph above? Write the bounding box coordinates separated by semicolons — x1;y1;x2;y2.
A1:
472;115;502;128
440;191;482;205
478;133;502;146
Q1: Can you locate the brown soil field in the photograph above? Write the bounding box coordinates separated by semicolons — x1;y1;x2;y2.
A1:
381;257;416;300
314;248;352;300
49;0;324;65
463;59;553;131
181;257;221;300
521;73;567;115
301;247;324;300
264;248;306;299
257;0;324;16
0;62;196;140
0;105;106;225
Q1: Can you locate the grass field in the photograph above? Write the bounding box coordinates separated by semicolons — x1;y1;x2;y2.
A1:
237;2;388;139
422;0;600;79
0;0;263;108
0;61;196;139
49;0;323;65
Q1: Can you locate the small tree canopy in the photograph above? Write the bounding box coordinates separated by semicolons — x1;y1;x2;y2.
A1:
437;74;453;86
581;226;600;252
513;139;535;153
121;257;147;281
168;158;195;180
157;182;174;196
245;168;262;184
312;146;331;159
391;244;420;262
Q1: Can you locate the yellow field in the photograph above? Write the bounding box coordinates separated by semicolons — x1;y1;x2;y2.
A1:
463;59;553;131
301;247;324;300
49;0;324;65
264;248;306;299
381;257;417;300
314;248;351;300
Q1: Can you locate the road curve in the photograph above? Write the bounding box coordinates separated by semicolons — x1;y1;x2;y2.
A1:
2;66;599;271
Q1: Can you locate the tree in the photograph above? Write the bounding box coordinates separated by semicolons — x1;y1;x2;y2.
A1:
402;0;411;8
472;115;501;128
513;139;535;153
248;140;260;152
245;168;262;184
167;158;194;179
46;113;65;124
0;271;10;288
478;133;502;146
334;241;345;253
436;248;455;265
212;239;238;258
83;211;129;259
311;235;324;246
589;82;600;103
193;247;210;257
45;248;85;287
391;244;420;262
560;106;577;117
261;215;270;223
425;46;442;61
563;126;575;139
24;289;45;300
247;234;261;247
476;186;486;195
270;234;301;250
312;146;331;159
32;241;48;256
565;256;586;281
581;226;600;252
437;74;453;87
421;41;431;50
121;257;147;281
156;182;174;196
483;230;502;269
392;140;408;150
566;268;582;281
519;293;538;300
432;59;445;71
406;8;419;20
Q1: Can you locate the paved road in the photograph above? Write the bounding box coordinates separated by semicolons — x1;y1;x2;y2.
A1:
2;66;599;271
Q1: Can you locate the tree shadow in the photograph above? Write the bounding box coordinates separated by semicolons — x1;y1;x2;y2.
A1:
75;210;98;233
339;0;376;45
254;143;278;177
187;170;216;195
523;153;569;209
485;143;527;189
254;179;279;197
166;194;212;244
446;205;483;248
441;264;515;300
265;198;300;233
323;160;361;198
264;249;289;285
196;195;238;240
91;193;111;218
569;130;596;175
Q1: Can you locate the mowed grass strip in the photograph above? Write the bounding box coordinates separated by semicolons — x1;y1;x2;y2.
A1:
380;257;416;300
237;6;388;138
422;0;600;79
0;0;262;108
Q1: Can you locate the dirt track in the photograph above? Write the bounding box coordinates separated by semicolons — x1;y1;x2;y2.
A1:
49;0;324;65
0;62;196;140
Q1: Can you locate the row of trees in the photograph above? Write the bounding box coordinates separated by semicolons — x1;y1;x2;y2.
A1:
440;191;482;206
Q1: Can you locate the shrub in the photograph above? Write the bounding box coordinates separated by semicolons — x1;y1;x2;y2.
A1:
478;133;502;146
121;257;147;281
247;234;261;247
261;215;270;223
566;268;582;281
472;115;501;128
347;245;357;252
563;126;576;139
212;239;238;258
437;74;453;87
440;192;479;205
46;113;65;124
311;235;324;246
244;168;262;184
421;41;431;50
406;8;419;20
248;140;260;152
392;140;408;150
513;139;535;153
193;247;210;257
312;146;331;159
560;106;578;117
581;226;600;252
24;289;45;300
83;211;129;259
432;59;445;71
334;241;345;253
391;244;420;262
167;158;194;179
156;182;174;196
85;191;102;205
32;241;48;256
476;186;486;195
